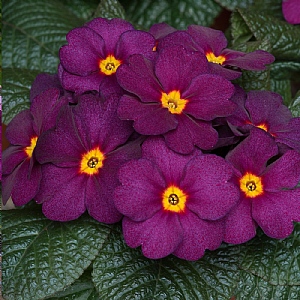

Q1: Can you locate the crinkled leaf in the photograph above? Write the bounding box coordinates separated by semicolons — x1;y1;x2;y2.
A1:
250;0;283;18
120;0;222;30
289;90;300;117
215;0;254;11
60;0;99;21
270;79;292;106
236;8;300;60
47;270;99;300
270;61;300;81
92;224;300;300
2;0;84;73
2;68;40;125
2;205;111;300
93;0;125;20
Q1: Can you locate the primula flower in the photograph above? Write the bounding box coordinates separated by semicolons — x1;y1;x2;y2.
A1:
117;45;235;154
2;88;69;206
158;25;274;80
59;17;156;94
114;137;240;260
228;88;300;152
224;130;300;244
282;0;300;24
35;93;139;223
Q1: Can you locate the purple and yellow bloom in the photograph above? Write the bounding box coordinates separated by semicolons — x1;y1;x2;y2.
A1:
224;130;300;244
59;18;156;94
282;0;300;24
114;137;240;260
117;45;235;154
2;88;69;206
228;88;300;152
35;93;139;222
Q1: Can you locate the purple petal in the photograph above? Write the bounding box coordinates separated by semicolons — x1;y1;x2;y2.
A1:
183;155;239;220
59;27;105;75
164;114;218;153
225;129;278;175
183;74;235;120
208;63;242;80
141;136;201;183
6;110;35;145
122;211;184;259
115;30;156;61
224;198;257;244
148;22;177;40
117;95;178;135
116;54;162;102
85;18;134;54
187;25;227;55
2;145;27;175
282;0;300;24
263;150;300;190
173;212;224;260
252;190;300;239
155;45;209;92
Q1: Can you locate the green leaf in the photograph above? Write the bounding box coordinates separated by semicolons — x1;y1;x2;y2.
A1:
60;0;99;21
2;68;40;125
92;225;300;300
236;8;300;61
47;270;100;300
93;0;125;20
270;61;300;81
120;0;222;30
270;78;292;106
289;90;300;117
2;205;111;300
215;0;254;11
230;10;253;45
2;0;84;73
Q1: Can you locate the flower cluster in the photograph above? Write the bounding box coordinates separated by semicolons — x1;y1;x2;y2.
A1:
3;18;300;261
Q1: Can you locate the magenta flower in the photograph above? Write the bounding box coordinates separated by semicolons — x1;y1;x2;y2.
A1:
59;18;156;94
114;137;240;260
117;45;235;154
34;93;139;223
224;129;300;244
282;0;300;24
228;88;300;152
158;25;274;80
2;88;69;206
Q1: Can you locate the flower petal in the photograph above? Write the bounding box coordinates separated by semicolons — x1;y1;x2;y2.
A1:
2;145;27;175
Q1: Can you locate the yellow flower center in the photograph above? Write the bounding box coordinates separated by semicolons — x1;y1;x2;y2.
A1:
79;147;105;175
24;136;38;158
99;55;122;75
162;185;187;213
161;90;188;114
239;172;264;198
206;51;226;65
256;123;268;132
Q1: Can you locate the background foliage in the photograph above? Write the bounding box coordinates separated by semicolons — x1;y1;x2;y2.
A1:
2;0;300;299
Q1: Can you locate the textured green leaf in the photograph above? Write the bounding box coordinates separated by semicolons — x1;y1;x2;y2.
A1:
2;67;40;125
120;0;222;30
93;0;125;20
230;10;253;45
60;0;99;21
270;78;292;106
215;0;254;11
250;0;283;18
236;8;300;60
2;205;111;300
92;224;300;300
2;0;84;73
270;61;300;81
289;90;300;117
47;270;100;300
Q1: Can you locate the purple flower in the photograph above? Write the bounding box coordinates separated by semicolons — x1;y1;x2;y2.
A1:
114;137;240;260
282;0;300;24
116;45;235;154
2;88;69;206
158;26;274;80
228;88;300;152
35;93;139;222
59;18;156;94
224;129;300;244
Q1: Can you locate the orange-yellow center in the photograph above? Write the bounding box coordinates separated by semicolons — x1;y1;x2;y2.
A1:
79;147;105;175
206;51;226;65
161;90;188;114
24;136;38;158
99;55;122;75
162;185;187;213
256;123;268;132
239;172;264;198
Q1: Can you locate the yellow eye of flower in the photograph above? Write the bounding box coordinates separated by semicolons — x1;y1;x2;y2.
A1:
239;172;264;198
79;147;105;175
99;55;122;75
256;123;268;132
206;51;226;65
161;90;188;114
24;136;38;158
162;185;187;213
